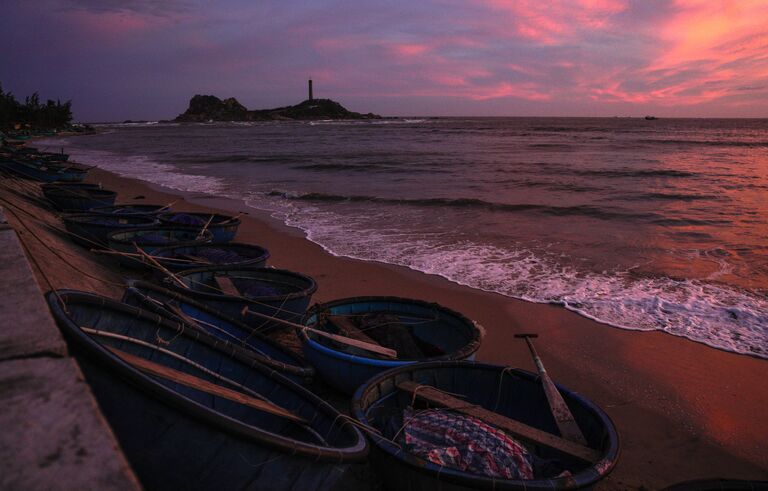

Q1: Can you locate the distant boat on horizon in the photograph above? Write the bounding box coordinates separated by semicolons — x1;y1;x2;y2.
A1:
644;115;658;120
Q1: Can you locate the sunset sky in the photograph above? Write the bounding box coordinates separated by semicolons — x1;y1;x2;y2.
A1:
2;0;767;120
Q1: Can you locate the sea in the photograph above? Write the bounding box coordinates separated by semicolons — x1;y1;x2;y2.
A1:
37;117;768;359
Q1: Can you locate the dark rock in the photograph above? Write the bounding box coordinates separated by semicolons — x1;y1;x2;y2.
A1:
174;95;381;122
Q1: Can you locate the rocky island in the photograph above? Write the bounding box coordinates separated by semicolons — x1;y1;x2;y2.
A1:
175;91;381;122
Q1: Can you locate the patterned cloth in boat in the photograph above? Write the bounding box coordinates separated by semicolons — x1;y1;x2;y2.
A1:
403;408;534;480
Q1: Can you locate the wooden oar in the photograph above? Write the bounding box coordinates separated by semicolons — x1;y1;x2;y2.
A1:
241;307;398;359
197;214;215;239
397;380;600;463
133;244;189;290
515;333;588;445
218;212;244;225
106;345;306;424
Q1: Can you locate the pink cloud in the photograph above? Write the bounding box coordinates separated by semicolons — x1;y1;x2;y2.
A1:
478;0;628;43
63;10;174;39
591;0;768;106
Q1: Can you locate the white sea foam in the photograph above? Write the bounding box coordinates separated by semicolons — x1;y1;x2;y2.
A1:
33;141;229;196
245;195;768;359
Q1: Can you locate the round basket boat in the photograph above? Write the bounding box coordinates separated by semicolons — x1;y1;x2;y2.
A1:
299;296;484;394
107;226;213;269
62;214;159;247
152;242;270;274
47;290;368;491
122;280;313;384
44;186;117;211
159;212;241;243
352;361;620;490
165;265;317;332
41;182;101;195
89;204;169;216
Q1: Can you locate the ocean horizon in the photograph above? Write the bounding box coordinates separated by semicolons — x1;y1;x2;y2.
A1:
38;116;768;359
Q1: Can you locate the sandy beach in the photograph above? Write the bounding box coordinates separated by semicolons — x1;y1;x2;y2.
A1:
1;165;766;490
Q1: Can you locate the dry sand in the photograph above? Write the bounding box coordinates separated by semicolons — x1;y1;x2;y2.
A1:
1;166;766;490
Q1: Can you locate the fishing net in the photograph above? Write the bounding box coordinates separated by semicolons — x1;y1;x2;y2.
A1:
195;247;248;264
232;278;282;298
166;213;207;226
402;408;534;480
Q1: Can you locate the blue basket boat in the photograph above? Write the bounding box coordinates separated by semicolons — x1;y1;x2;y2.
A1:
44;186;117;211
0;158;88;182
122;280;314;384
41;182;101;195
152;242;270;273
352;361;620;490
165;265;317;332
299;296;484;394
89;204;169;216
107;226;213;269
61;214;159;247
159;212;241;243
46;290;368;491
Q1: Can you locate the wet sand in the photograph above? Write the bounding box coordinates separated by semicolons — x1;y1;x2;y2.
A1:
1;166;766;489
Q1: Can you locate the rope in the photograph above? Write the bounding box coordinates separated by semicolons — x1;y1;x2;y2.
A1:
0;197;126;288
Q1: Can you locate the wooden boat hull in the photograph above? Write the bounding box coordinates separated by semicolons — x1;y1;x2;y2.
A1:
89;204;168;216
159;212;241;243
61;214;159;247
122;280;314;383
107;226;213;269
167;266;317;331
0;158;87;182
152;242;270;273
352;361;619;490
46;291;369;491
299;297;484;394
45;187;117;211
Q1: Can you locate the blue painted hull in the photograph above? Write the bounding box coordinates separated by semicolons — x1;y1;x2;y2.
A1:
122;280;314;384
168;266;317;332
353;361;620;490
47;291;369;491
300;297;484;394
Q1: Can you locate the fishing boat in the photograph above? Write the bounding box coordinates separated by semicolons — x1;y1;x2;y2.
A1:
152;242;270;272
46;290;368;491
89;204;170;216
352;361;619;490
107;226;213;269
122;280;313;383
159;212;241;243
165;265;317;331
41;182;101;194
43;185;117;211
0;158;88;182
61;214;159;247
299;296;484;394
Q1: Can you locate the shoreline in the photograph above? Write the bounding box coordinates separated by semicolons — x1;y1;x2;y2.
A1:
83;167;768;487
